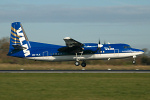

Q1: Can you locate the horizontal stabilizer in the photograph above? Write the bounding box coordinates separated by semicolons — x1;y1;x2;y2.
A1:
12;44;27;50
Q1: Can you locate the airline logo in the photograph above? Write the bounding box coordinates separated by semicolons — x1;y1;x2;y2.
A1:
104;47;114;50
11;25;30;57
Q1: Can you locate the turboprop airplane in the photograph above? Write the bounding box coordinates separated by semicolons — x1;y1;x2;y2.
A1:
7;22;144;67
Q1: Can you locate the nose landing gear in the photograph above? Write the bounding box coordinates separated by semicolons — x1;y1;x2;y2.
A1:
133;55;136;64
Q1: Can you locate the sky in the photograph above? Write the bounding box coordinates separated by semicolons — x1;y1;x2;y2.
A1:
0;0;150;49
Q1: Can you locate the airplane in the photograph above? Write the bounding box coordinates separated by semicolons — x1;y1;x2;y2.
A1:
7;22;144;67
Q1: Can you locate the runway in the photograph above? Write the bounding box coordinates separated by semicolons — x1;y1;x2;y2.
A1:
0;70;150;73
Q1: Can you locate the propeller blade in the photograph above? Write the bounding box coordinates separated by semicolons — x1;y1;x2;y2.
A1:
97;39;101;53
104;41;106;44
98;39;100;44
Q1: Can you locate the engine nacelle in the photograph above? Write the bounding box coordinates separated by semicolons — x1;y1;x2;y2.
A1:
83;43;98;54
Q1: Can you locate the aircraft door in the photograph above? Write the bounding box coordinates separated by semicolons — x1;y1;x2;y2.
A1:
114;49;119;56
43;51;48;56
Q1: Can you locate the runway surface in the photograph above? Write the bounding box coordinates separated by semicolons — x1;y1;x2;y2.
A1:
0;70;150;73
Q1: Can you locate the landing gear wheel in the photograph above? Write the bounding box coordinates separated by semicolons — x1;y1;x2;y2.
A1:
81;61;86;67
133;60;136;64
81;62;86;67
75;61;80;66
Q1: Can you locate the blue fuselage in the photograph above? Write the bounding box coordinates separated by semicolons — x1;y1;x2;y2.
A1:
8;41;144;59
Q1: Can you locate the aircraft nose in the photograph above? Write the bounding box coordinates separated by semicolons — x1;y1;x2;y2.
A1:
140;50;144;54
132;49;144;55
138;49;144;54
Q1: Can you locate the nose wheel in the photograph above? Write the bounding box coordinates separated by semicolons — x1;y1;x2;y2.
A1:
133;60;136;64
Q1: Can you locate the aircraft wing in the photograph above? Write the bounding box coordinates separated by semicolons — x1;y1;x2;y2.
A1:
58;37;84;53
63;37;84;47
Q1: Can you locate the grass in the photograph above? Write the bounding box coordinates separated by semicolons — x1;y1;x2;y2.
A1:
0;63;150;70
0;73;150;100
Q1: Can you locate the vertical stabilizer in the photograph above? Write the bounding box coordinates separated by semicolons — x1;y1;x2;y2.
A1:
8;22;31;57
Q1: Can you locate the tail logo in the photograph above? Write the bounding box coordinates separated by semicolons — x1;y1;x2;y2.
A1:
11;23;30;57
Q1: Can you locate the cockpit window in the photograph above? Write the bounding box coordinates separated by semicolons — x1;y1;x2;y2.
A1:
124;46;131;49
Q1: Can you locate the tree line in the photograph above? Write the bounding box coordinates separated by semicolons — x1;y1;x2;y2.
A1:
0;37;150;65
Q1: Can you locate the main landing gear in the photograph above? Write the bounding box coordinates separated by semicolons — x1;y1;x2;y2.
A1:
74;61;86;67
74;52;86;67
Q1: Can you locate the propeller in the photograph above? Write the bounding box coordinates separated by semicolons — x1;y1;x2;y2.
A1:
97;39;103;53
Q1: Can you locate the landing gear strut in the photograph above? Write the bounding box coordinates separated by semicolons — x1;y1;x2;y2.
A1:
133;55;136;64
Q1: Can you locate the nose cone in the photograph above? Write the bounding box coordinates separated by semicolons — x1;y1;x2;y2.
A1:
138;49;144;55
132;49;144;55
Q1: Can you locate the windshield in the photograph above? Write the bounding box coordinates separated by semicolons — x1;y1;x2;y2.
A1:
124;46;131;49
